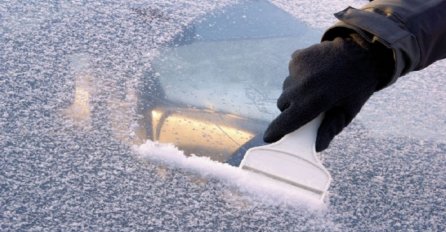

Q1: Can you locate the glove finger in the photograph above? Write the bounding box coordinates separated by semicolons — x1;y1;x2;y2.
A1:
315;107;347;152
276;90;292;112
264;101;321;143
282;75;295;90
277;75;306;111
263;105;300;143
315;95;369;152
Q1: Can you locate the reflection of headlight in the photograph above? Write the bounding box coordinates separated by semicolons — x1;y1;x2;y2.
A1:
62;76;92;123
151;108;255;162
72;88;91;116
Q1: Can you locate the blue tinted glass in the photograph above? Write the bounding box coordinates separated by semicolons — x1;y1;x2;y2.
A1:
193;0;312;41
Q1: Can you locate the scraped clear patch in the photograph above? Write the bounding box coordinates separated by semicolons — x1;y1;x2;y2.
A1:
134;140;329;209
148;0;322;160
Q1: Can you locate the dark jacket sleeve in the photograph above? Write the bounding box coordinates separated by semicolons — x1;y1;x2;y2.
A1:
321;0;446;88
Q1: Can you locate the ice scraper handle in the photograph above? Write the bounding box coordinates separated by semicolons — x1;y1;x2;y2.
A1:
241;113;331;202
268;114;323;164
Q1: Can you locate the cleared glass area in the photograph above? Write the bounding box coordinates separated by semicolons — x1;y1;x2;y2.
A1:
147;0;321;163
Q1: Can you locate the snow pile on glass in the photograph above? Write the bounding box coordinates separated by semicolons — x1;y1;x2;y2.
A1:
1;0;445;231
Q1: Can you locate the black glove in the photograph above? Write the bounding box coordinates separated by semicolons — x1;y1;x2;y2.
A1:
264;34;394;152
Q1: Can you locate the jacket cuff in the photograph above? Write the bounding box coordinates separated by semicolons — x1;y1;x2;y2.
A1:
321;7;420;89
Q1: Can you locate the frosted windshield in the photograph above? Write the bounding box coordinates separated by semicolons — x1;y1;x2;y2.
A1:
1;0;445;231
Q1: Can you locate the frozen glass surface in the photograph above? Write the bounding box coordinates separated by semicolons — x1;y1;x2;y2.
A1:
1;0;445;231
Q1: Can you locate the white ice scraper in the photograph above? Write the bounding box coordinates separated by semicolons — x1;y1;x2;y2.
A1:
240;114;331;202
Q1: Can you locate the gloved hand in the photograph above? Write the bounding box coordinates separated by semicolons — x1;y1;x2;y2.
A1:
263;34;394;152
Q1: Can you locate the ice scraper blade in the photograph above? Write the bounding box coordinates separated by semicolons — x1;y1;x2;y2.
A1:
240;114;331;202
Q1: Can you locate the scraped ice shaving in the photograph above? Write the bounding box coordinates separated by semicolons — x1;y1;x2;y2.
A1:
134;140;328;209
